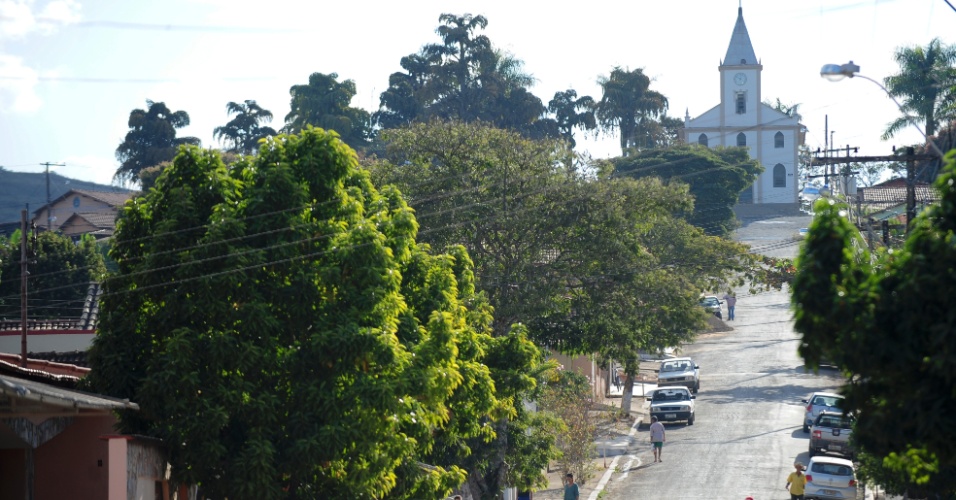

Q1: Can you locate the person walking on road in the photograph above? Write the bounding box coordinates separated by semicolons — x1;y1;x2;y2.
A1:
786;461;807;499
723;291;737;320
649;416;666;462
563;473;579;500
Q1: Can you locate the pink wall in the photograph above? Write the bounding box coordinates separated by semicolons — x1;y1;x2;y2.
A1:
33;416;115;500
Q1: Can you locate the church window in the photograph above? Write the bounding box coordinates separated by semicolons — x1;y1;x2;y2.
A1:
736;133;747;147
774;131;784;148
773;164;786;187
735;92;746;114
698;133;708;147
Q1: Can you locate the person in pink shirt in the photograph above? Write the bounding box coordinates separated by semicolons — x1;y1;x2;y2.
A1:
723;292;737;320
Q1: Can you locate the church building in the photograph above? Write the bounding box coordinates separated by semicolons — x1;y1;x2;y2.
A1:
683;7;804;208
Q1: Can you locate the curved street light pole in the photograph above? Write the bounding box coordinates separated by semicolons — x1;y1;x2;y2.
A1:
820;61;945;158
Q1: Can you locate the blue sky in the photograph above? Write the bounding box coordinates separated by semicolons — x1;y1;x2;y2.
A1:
0;0;952;187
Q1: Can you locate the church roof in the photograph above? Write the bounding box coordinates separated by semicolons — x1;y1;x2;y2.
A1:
723;7;758;66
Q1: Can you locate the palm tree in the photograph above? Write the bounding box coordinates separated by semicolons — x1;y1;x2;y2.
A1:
548;90;596;148
114;100;200;185
596;67;669;155
284;72;371;149
214;100;277;155
883;38;956;140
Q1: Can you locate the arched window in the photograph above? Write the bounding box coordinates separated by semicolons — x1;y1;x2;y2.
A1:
774;131;784;148
698;133;708;147
736;132;746;147
773;163;786;187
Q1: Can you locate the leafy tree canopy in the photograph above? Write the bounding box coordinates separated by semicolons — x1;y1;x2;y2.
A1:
0;231;106;320
610;144;763;237
596;67;669;155
883;38;956;140
792;153;956;495
214;100;277;155
284;72;372;150
114;100;200;185
375;14;554;139
87;127;542;499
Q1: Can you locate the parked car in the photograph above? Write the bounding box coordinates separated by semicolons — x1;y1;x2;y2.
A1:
804;456;858;500
809;411;854;458
802;391;844;432
699;295;722;319
647;386;696;425
657;357;700;393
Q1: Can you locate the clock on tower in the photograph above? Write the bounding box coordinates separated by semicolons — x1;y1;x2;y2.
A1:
734;72;747;86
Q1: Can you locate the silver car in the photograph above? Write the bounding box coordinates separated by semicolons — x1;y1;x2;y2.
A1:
657;357;700;393
802;391;844;432
804;456;858;499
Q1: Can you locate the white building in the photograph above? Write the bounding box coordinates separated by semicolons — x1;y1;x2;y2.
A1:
683;7;804;208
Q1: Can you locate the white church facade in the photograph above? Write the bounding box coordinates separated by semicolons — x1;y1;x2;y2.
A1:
683;7;804;207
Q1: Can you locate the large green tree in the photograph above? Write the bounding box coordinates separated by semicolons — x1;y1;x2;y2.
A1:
375;14;551;138
114;100;200;185
883;38;956;140
792;154;956;495
596;67;669;155
87;128;543;499
0;231;106;320
284;72;372;149
610;144;763;237
214;100;277;155
547;89;596;148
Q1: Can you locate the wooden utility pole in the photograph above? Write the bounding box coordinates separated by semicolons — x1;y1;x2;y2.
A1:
40;162;65;230
20;209;28;367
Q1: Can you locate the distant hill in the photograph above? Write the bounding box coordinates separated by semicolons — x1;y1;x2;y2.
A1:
0;168;131;224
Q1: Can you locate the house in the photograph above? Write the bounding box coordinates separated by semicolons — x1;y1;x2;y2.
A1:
857;177;941;222
0;353;180;500
683;6;806;213
31;189;134;240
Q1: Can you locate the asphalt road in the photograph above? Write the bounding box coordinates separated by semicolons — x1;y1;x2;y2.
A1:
603;214;855;499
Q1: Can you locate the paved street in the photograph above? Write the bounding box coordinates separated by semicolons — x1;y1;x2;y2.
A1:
596;214;861;499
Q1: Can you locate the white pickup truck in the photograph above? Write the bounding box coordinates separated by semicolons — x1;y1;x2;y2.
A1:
809;411;854;458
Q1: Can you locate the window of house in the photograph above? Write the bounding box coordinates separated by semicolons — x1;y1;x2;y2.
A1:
736;133;746;147
735;92;746;114
775;131;784;148
773;164;786;187
698;133;708;147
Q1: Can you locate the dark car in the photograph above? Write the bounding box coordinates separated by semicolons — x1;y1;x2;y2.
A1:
809;411;854;458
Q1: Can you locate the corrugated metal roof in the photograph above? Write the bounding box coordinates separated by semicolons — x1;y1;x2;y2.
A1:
0;373;138;413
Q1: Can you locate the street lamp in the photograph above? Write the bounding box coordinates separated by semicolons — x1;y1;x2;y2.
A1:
819;61;944;158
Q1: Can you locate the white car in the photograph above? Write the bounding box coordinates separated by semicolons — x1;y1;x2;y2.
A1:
647;386;696;425
657;357;700;393
802;391;844;432
804;456;858;499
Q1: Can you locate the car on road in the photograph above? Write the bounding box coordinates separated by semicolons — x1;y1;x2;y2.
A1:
804;456;858;500
809;411;854;458
647;386;696;425
802;391;844;432
657;357;700;393
699;295;722;319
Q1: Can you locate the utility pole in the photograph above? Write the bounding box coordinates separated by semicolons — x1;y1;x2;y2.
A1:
20;209;28;367
905;147;916;233
40;162;65;231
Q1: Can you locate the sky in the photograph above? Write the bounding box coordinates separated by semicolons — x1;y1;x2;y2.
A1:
0;0;953;189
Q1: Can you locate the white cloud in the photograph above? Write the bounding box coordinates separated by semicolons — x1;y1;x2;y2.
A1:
0;54;40;113
0;0;80;37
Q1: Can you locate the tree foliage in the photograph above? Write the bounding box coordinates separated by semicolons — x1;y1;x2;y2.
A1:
610;144;763;237
114;100;200;185
0;231;106;320
883;38;956;140
87;127;543;499
547;90;596;149
596;67;669;155
214;100;277;155
792;153;956;495
284;72;371;149
375;14;553;139
538;370;596;483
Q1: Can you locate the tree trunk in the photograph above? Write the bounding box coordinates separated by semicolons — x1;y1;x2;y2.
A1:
620;372;636;415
